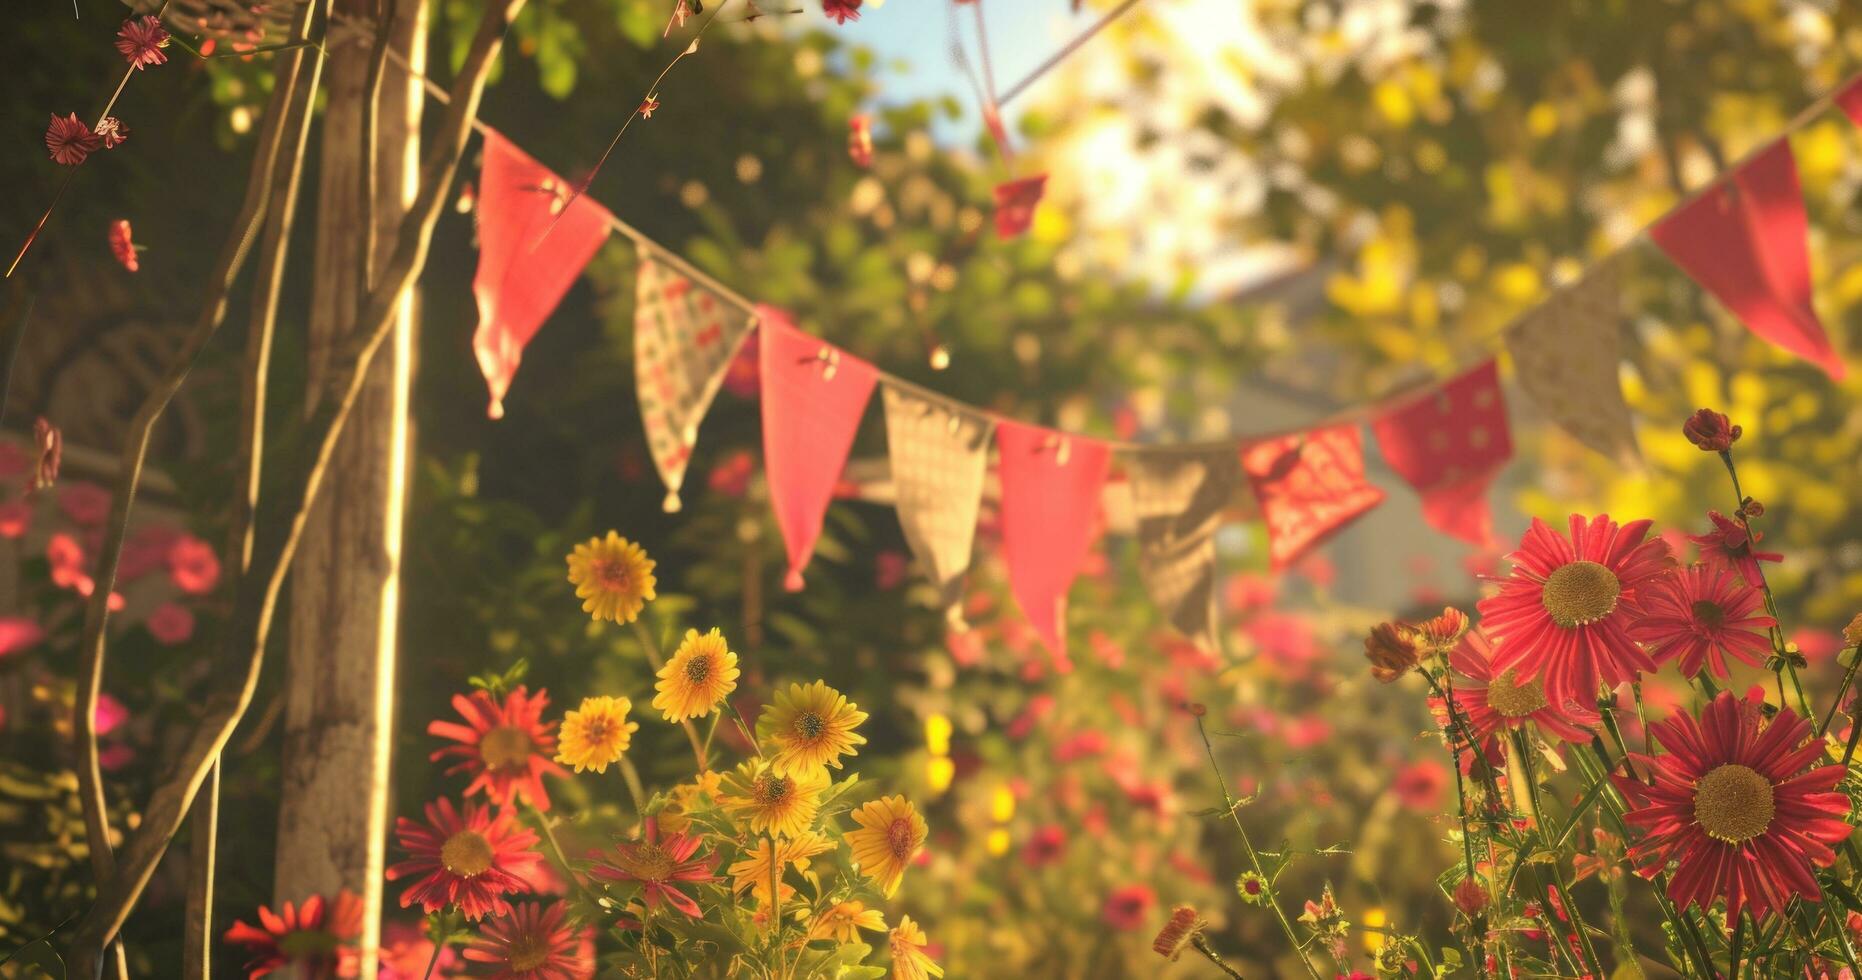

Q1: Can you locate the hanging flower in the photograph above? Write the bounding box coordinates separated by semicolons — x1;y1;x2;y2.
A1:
0;617;45;658
428;686;564;811
804;899;886;943
31;417;61;491
756;680;868;776
992;174;1048;239
386;797;542;920
1682;408;1741;452
223;890;363;979
45;113;100;166
94;116;128;150
638;94;660;120
847;115;874;168
588;817;718;918
652;627;739;723
1690;510;1782;589
115;15;172;70
1630;565;1776;678
1363;621;1422;682
718;757;828;839
1476;514;1671;706
1616;691;1851;920
553;695;638;774
726;831;832;906
1433;627;1599;745
109;219;139;271
461;901;590;980
564;531;656;624
888;916;944;980
845;794;926;897
822;0;862;25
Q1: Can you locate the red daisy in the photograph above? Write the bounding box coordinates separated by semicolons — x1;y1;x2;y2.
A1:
45;113;100;166
1476;514;1671;706
223;890;363;979
1630;565;1776;679
588;817;718;918
1435;628;1600;744
462;901;592;980
115;15;171;69
109;219;139;272
822;0;862;24
429;686;565;812
387;797;543;920
1690;510;1782;589
1617;692;1852;920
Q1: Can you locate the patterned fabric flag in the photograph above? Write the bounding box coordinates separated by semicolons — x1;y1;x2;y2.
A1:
1649;138;1845;379
1242;424;1384;570
1124;447;1243;653
1505;261;1640;465
1371;360;1513;547
881;384;993;625
759;308;879;592
472;129;612;420
996;421;1112;671
634;256;755;512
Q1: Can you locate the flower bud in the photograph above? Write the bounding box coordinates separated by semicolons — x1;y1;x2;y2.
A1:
1682;408;1741;452
1452;876;1489;918
1364;621;1422;683
1151;905;1202;961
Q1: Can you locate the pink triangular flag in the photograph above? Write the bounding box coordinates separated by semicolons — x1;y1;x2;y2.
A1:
1242;425;1385;570
1371;360;1513;546
996;421;1111;671
471;130;613;418
1835;74;1862;128
1649;138;1844;379
758;307;878;591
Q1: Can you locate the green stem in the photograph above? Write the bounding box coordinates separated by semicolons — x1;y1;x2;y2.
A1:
1820;648;1862;737
1509;730;1605;980
1191;935;1246;979
1718;450;1811;718
1193;714;1325;980
525;801;604;907
1728;911;1744;979
631;619;710;770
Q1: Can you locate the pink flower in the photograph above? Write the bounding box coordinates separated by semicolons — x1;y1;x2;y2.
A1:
0;501;30;539
1021;825;1066;867
946;628;985;667
167;534;222;594
1391;760;1446;812
0;617;45;658
57;482;111;525
1690;510;1782;589
0;441;27;480
822;0;862;24
706;449;754;497
118;524;181;580
115;15;171;69
1223;573;1276;614
48;532;93;592
46;113;100;166
847;115;873;168
1088;630;1125;669
875;550;908;589
99;743;137;771
1101;884;1156;930
94;116;128;150
109;219;139;271
993;175;1047;239
721;332;759;398
1283;714;1332;749
95;694;128;737
145;603;195;645
1052;730;1107;763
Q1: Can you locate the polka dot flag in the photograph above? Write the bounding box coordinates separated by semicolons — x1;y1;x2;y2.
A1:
1371;360;1513;547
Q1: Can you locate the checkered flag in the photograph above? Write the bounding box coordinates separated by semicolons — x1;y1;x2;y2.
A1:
1125;447;1243;653
881;384;993;625
634;257;754;511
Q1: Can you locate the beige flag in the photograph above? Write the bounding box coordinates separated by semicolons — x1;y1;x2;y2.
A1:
881;384;993;625
635;256;755;512
1505;260;1641;465
1125;446;1244;653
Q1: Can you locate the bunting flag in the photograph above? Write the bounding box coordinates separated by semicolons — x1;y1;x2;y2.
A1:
635;257;755;511
994;175;1048;239
1371;360;1513;547
1837;75;1862;127
995;421;1111;671
1649;138;1845;379
880;384;994;625
472;129;613;420
758;308;879;592
1124;447;1244;653
1242;425;1384;570
1504;261;1640;465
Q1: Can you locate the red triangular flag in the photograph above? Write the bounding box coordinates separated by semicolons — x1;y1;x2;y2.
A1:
995;421;1111;671
1242;425;1384;570
472;130;613;418
1835;75;1862;128
758;307;878;592
1371;361;1513;546
1649;138;1844;379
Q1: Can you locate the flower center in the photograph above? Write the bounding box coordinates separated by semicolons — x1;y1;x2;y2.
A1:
1540;560;1621;628
592;558;631;591
506;933;553;972
622;842;675;882
684;654;714;685
585;717;610;741
479;725;534;771
440;830;495;877
886;817;917;859
1690;600;1726;629
1485;669;1548;718
275;929;338;960
794;711;827;743
757;774;792;806
1693;763;1775;843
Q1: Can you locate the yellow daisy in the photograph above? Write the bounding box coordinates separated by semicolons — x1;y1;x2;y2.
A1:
756;680;868;777
889;916;943;980
804;900;886;943
553;696;639;774
846;795;926;898
726;831;832;905
566;532;656;624
656;769;724;836
718;758;827;838
653;628;740;723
